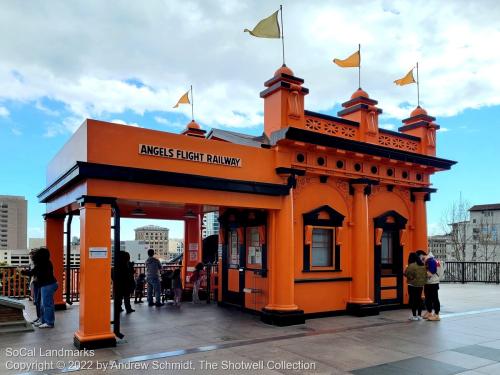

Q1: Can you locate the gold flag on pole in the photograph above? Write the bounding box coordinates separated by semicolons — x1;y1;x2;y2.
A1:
244;10;281;38
173;91;190;108
394;68;416;86
333;50;360;68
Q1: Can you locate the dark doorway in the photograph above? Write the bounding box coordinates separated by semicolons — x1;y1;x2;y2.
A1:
374;211;407;306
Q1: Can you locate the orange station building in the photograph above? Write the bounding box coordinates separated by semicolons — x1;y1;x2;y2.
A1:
38;65;455;349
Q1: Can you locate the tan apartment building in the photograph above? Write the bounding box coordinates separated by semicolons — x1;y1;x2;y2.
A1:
0;195;27;250
134;225;169;259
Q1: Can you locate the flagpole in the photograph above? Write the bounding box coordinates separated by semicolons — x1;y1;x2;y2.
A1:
358;43;361;89
280;5;285;66
190;85;194;121
416;62;420;107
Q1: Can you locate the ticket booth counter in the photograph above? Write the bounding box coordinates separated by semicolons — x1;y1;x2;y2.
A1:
219;209;268;312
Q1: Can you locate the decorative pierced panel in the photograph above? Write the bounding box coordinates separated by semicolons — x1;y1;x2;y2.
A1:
304;117;357;139
378;134;419;152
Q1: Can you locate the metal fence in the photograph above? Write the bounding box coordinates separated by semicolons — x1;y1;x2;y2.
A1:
441;262;500;284
0;262;218;303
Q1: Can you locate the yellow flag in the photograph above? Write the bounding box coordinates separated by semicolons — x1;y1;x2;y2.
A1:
173;91;190;108
244;10;280;38
394;68;416;86
333;50;360;68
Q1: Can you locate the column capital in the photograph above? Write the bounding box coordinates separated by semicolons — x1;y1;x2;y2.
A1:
410;187;437;202
43;213;66;220
349;178;379;195
77;195;117;207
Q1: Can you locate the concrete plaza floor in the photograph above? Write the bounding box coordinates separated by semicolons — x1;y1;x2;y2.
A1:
2;284;500;374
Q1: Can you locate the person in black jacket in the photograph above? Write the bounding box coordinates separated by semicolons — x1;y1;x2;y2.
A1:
114;251;135;314
21;247;58;328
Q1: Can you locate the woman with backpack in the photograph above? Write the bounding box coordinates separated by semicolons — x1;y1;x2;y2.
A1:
404;252;427;320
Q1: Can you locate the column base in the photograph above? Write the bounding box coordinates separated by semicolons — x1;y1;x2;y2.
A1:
346;302;379;317
261;308;305;326
73;334;116;350
55;303;67;311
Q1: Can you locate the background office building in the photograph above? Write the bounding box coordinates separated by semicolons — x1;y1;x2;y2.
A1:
0;195;27;250
202;211;219;238
134;225;169;258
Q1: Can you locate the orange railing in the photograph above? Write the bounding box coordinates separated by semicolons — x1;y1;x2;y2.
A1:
0;267;31;298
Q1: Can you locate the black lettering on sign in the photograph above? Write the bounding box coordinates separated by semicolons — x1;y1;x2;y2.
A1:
138;144;242;167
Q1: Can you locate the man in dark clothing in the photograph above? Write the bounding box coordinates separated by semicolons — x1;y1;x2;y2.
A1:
113;251;135;313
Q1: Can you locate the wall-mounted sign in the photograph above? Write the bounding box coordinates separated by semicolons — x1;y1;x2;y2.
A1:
189;243;199;251
89;247;108;259
139;144;242;167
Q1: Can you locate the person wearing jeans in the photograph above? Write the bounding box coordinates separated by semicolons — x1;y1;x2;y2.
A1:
145;249;163;307
40;281;58;326
21;247;58;328
404;252;427;320
423;252;441;321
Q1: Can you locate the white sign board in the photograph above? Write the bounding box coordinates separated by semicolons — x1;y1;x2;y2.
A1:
189;243;199;251
89;247;108;259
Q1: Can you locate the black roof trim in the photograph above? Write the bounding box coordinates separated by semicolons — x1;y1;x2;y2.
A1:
38;162;290;203
304;110;359;127
260;81;309;98
270;127;457;170
337;104;383;117
399;121;441;132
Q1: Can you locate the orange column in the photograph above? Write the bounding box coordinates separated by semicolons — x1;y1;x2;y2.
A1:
413;192;428;251
262;189;304;326
74;203;115;349
349;183;373;305
45;215;65;310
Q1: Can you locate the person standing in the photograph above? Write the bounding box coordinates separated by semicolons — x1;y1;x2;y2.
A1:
191;263;204;304
172;268;183;307
24;249;41;324
114;251;135;313
423;251;441;321
145;249;163;307
22;247;58;328
404;252;427;320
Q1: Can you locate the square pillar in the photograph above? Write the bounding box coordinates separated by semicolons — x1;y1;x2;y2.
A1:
183;215;202;288
262;190;304;326
45;215;65;310
74;203;115;349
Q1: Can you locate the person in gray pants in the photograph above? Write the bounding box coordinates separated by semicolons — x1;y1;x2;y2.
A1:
145;249;163;307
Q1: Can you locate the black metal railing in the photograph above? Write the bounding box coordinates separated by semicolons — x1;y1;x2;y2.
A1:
441;262;500;284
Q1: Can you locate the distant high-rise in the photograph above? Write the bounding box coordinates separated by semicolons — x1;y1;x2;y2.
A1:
134;225;169;258
0;195;27;250
202;211;219;238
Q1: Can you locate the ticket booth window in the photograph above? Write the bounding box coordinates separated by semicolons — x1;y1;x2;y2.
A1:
246;226;262;266
228;230;239;266
302;205;345;272
311;228;334;267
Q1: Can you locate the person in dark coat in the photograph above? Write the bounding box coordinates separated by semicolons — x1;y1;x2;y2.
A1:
114;251;135;313
21;247;58;328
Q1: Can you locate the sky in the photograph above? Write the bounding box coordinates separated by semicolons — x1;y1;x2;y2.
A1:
1;0;500;241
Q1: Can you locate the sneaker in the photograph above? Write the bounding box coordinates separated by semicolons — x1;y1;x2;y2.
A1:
33;321;42;327
428;314;441;321
126;309;135;314
411;316;419;321
155;303;164;307
417;316;423;320
422;312;430;319
38;323;54;328
31;318;40;324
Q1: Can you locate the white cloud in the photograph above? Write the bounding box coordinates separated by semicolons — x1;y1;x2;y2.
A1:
438;127;449;132
154;116;187;130
0;106;9;117
11;128;22;136
0;0;499;132
111;119;140;127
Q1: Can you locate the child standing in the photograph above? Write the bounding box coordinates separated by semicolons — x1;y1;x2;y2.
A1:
172;268;182;307
134;273;146;304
